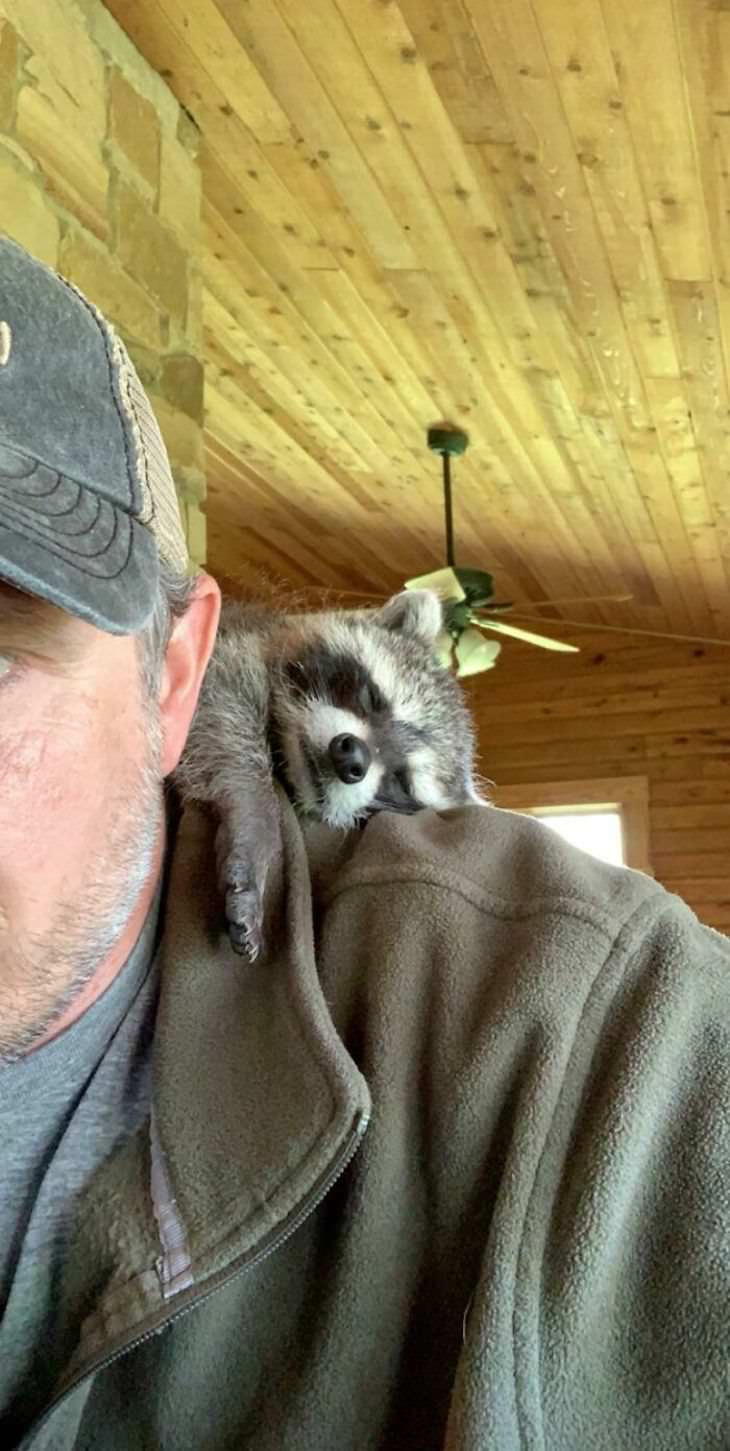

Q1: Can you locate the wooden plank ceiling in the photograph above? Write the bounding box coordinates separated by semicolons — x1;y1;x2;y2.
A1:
108;0;730;643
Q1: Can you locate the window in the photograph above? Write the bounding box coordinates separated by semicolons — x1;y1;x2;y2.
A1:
492;775;652;875
531;808;624;865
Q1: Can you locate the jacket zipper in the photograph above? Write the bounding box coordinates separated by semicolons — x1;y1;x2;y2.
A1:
22;1108;369;1449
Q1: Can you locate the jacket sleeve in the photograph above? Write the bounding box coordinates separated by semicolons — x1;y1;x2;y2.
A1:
450;893;730;1451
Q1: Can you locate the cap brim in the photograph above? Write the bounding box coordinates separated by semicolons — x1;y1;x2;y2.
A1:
0;451;159;634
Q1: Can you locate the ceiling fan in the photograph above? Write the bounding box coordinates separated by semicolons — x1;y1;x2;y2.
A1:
405;425;634;676
402;426;562;673
296;423;730;676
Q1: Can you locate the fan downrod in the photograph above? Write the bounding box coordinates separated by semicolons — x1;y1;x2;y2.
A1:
427;426;468;568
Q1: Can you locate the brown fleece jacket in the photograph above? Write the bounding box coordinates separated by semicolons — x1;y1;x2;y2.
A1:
20;793;730;1450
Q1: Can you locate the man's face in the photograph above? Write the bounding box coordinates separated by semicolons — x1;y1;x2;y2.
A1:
0;583;163;1060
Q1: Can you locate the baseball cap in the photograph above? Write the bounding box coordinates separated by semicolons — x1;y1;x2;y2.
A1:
0;235;190;635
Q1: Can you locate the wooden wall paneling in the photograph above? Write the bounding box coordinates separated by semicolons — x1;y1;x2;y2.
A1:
469;632;730;931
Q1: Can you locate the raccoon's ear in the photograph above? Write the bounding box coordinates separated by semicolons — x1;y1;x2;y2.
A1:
376;590;443;644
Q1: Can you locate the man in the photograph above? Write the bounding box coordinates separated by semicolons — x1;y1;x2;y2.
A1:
0;235;727;1451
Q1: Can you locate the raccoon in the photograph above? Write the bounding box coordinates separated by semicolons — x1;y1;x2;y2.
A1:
174;588;482;960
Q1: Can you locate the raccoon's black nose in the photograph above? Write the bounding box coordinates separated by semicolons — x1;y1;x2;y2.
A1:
328;733;371;784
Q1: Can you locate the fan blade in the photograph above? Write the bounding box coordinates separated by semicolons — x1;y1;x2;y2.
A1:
404;567;465;601
473;618;579;652
515;592;633;610
504;613;730;647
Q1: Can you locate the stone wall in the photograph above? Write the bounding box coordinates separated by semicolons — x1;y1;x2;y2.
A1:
0;0;207;565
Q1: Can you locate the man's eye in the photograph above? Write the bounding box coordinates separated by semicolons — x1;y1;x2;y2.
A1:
0;654;20;685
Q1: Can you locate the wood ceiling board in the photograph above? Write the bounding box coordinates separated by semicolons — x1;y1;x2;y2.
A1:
532;0;683;381
203;421;441;584
205;445;398;592
202;210;418;476
598;0;711;284
213;0;420;268
396;0;515;148
202;297;383;475
108;0;290;142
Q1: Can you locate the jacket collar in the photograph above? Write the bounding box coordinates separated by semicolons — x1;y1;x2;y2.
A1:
65;792;371;1374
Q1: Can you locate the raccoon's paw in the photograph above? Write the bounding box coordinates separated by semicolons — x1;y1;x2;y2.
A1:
216;842;265;961
215;809;280;962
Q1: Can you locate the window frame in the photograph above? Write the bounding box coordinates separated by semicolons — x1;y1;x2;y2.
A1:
492;774;653;875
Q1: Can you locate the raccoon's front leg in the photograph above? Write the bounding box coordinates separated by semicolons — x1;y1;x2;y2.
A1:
214;790;281;961
174;629;280;960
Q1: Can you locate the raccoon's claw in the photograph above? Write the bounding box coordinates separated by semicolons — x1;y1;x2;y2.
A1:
225;883;264;961
215;821;266;961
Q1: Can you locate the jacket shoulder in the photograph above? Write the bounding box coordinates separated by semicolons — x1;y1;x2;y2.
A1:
308;804;682;945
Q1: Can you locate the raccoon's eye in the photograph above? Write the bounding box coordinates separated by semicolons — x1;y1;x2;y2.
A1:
360;679;386;714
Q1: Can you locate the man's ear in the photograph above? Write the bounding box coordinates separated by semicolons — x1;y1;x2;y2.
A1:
159;572;221;777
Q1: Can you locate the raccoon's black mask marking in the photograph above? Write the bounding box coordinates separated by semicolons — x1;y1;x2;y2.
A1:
282;647;388;718
281;647;431;808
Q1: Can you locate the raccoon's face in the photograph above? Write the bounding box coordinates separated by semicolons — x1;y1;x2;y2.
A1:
270;591;482;829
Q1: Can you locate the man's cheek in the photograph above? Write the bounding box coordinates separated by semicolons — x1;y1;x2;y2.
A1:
0;726;49;798
0;708;99;825
0;734;96;922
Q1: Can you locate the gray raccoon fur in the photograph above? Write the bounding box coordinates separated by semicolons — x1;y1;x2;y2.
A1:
174;589;482;959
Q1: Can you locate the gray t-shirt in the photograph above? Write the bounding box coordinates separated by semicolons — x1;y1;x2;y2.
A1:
0;893;161;1439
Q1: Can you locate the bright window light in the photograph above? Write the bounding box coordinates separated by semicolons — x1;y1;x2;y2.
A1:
530;810;625;866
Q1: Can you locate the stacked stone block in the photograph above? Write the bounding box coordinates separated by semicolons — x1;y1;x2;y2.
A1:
0;0;207;565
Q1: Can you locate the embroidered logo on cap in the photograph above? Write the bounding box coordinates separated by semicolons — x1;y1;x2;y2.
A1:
0;322;11;367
